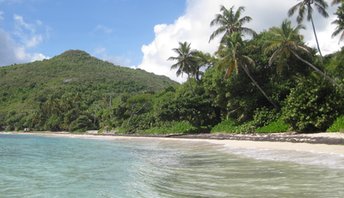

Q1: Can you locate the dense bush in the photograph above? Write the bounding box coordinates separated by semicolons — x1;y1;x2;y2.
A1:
69;115;94;132
282;78;343;132
0;113;5;131
252;107;279;127
155;80;220;128
45;115;62;131
144;121;197;135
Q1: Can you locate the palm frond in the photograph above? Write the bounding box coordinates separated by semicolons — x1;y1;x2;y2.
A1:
209;27;226;42
288;3;302;17
209;5;254;42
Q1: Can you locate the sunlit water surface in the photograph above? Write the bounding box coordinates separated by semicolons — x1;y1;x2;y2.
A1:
1;134;344;198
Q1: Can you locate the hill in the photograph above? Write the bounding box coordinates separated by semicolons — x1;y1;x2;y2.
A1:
0;50;177;131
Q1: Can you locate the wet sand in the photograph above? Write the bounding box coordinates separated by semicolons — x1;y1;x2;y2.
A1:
3;132;344;156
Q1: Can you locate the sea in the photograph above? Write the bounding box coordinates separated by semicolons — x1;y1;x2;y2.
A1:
0;134;344;198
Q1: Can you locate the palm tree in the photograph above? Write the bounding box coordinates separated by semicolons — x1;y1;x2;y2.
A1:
192;51;214;80
218;33;279;109
209;5;256;43
265;20;336;85
288;0;329;57
168;42;198;79
332;3;344;43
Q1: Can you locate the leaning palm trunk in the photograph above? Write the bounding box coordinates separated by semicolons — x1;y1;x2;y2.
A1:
290;50;337;85
310;16;323;58
240;65;279;110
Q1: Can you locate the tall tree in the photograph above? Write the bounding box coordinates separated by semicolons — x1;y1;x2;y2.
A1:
168;42;198;79
209;5;256;43
332;3;344;43
265;20;336;85
288;0;329;57
217;33;278;109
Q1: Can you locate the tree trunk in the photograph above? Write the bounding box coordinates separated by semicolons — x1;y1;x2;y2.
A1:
290;50;337;86
310;15;323;58
241;65;279;110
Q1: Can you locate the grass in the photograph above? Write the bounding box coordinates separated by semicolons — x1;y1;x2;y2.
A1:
327;116;344;132
211;119;255;134
255;118;289;133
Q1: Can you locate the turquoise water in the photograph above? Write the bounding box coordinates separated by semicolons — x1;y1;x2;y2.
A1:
1;134;344;197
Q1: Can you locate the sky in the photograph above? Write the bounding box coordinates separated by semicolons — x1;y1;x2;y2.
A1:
0;0;343;82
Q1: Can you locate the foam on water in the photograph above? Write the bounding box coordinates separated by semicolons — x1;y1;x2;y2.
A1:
220;145;344;169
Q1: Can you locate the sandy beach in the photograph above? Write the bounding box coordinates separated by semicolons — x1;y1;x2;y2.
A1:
4;132;344;156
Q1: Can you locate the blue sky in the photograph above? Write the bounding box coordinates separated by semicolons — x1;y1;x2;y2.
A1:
0;0;342;82
0;0;185;66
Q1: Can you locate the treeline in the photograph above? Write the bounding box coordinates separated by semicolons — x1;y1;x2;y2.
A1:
109;1;344;134
1;1;344;134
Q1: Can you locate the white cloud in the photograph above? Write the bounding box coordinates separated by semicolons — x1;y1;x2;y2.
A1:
0;29;21;65
25;35;43;48
0;15;48;66
0;29;47;66
138;0;343;82
13;14;46;48
14;14;35;32
305;15;342;55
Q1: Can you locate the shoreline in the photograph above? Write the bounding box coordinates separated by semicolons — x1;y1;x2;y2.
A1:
2;131;344;156
6;131;344;145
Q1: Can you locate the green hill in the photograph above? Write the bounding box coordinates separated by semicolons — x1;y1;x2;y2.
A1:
0;50;177;131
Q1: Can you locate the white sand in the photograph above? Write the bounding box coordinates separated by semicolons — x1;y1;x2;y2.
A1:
207;140;344;155
10;132;344;156
299;132;344;139
4;133;344;155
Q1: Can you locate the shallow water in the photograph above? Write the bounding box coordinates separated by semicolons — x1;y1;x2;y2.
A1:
0;134;344;198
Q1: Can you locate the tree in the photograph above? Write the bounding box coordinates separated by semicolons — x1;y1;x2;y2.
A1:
332;0;343;5
332;3;344;43
288;0;329;57
265;20;336;85
168;42;198;79
192;51;213;81
209;5;256;43
217;33;279;109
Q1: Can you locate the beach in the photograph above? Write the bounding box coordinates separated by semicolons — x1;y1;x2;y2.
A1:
4;132;344;156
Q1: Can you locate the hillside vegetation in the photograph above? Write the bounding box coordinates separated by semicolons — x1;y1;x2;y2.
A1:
0;50;177;131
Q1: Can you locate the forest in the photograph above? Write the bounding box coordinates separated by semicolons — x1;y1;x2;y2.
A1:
1;0;344;134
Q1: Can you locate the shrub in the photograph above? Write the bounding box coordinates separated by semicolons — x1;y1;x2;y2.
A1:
253;107;279;127
144;121;197;135
69;115;92;132
327;116;344;132
45;115;62;131
256;118;289;133
211;119;255;134
120;113;155;133
282;78;343;132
